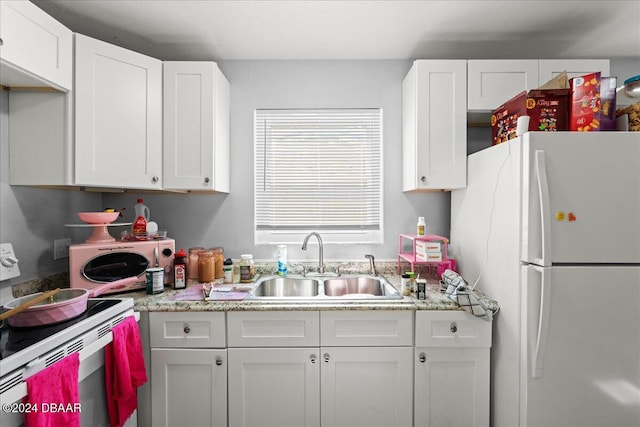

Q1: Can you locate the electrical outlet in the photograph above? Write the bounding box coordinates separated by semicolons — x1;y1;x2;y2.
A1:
54;238;71;260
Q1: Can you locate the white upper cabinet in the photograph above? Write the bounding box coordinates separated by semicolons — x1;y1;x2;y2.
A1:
402;60;467;191
468;59;611;111
74;34;163;189
467;60;539;110
0;0;72;91
538;59;610;82
163;62;230;192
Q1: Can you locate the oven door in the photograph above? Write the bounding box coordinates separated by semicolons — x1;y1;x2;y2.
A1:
0;312;140;427
82;251;151;283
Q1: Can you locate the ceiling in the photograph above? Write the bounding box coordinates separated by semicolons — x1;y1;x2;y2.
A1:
33;0;640;62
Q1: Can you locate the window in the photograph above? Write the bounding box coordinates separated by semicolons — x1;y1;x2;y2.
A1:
255;108;383;244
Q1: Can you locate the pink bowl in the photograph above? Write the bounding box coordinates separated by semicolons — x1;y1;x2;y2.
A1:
77;211;119;224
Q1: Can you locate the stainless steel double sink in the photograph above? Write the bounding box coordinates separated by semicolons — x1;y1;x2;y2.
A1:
246;274;403;302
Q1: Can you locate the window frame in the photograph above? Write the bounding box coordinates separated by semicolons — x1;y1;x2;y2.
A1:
254;108;384;245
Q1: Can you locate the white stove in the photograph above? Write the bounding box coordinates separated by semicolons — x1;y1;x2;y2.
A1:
0;297;137;426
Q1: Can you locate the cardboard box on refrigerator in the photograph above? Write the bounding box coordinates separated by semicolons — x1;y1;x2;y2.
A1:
569;72;601;131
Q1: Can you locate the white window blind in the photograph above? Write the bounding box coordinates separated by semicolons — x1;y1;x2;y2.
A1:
255;108;382;244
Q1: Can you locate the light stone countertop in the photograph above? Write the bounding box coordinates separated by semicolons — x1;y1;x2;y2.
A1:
10;261;499;315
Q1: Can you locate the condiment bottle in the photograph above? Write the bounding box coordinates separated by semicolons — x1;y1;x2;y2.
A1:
133;198;150;235
239;254;255;283
223;258;233;284
173;248;187;289
188;247;205;280
198;250;215;283
417;216;426;236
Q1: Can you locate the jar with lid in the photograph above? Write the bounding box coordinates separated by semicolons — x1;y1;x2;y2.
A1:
239;254;255;283
212;247;225;280
198;250;215;283
188;247;205;280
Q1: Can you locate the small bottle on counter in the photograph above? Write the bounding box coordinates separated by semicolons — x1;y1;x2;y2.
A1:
277;244;288;276
239;254;255;283
223;258;234;284
417;216;426;236
401;273;411;296
188;247;205;280
173;248;187;289
416;278;427;300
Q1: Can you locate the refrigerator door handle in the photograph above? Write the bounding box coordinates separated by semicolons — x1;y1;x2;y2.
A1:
532;265;551;379
534;150;551;266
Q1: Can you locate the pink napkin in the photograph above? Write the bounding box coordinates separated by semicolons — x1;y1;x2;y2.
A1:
23;352;80;427
104;316;147;427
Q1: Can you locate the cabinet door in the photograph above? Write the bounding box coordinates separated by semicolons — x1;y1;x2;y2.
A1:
414;347;490;427
75;34;162;189
163;61;230;192
151;348;227;427
228;348;320;427
467;60;539;110
402;60;467;191
321;346;413;427
0;0;72;90
538;59;610;83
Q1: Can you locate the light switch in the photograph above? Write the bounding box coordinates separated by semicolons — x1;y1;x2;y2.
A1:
0;243;21;281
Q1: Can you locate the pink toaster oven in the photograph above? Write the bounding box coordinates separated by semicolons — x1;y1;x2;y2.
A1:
69;238;175;294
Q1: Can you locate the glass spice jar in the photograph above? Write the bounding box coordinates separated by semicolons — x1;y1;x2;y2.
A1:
188;247;205;280
212;247;225;280
198;249;215;283
239;254;255;283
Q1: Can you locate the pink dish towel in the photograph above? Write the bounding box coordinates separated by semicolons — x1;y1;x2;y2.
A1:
105;316;148;427
23;352;80;427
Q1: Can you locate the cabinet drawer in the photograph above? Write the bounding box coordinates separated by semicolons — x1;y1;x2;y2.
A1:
227;311;319;347
321;311;413;346
415;311;492;348
150;312;226;348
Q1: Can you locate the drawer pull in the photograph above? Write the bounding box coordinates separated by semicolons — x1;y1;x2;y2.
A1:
183;324;191;334
450;322;458;333
323;353;330;363
215;356;223;366
419;352;427;363
310;354;317;364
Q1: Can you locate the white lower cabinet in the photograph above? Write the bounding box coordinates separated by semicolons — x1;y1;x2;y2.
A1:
321;346;413;427
228;347;321;427
414;311;492;427
149;312;227;427
227;311;413;427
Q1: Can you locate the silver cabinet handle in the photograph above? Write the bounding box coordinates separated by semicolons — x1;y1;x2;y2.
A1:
204;177;210;184
450;322;458;333
215;356;223;366
183;324;191;334
420;176;427;183
323;353;330;363
310;354;317;364
151;176;159;184
419;352;427;363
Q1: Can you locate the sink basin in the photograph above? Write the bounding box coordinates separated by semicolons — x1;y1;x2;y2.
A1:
323;277;384;297
251;276;320;297
247;274;403;302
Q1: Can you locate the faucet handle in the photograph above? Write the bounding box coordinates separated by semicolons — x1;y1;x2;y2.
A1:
336;263;349;276
291;263;308;277
364;254;377;276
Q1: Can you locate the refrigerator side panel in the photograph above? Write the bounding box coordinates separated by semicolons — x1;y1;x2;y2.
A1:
521;265;640;427
451;139;522;427
522;132;640;265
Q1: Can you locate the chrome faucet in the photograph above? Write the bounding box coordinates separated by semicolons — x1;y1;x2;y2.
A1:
365;254;377;276
302;232;324;274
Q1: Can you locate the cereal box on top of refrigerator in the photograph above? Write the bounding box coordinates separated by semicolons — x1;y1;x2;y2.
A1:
569;72;601;131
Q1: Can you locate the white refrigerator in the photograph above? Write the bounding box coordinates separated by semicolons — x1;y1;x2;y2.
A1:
451;132;640;427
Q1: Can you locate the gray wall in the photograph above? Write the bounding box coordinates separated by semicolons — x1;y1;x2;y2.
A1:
104;60;450;263
0;90;102;301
